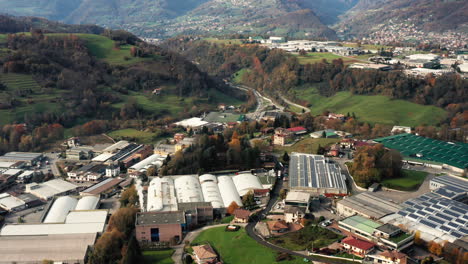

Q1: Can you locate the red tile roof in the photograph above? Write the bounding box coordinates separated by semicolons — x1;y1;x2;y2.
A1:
342;237;375;251
267;220;289;231
287;126;307;132
233;209;250;219
253;189;269;196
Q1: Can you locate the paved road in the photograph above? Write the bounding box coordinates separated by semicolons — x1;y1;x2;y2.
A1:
244;173;358;264
279;94;310;113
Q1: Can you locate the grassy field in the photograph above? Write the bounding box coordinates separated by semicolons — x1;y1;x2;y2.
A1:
267;225;343;251
108;128;160;144
47;33;151;65
142;249;174;264
208;88;244;106
293;86;446;126
231;68;251;84
381;169;428;191
203;38;243;45
0;73;63;125
192;226;305;264
274;138;340;155
295;52;359;65
0;34;6;43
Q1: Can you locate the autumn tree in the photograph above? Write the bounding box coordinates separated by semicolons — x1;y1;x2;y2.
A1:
89;229;125;264
119;185;139;208
242;191;255;209
226;201;239;215
107;207;139;239
428;241;443;256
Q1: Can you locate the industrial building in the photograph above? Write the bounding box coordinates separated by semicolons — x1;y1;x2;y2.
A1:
380;191;468;243
128;154;164;173
429;175;467;202
339;215;414;251
284;191;311;207
0;193;26;212
136;211;185;244
147;177;178;212
44;196;79;223
178;202;213;227
336;192;402;220
289;153;347;195
217;176;243;207
80;177;124;197
174;176;204;203
0;233;97;264
25;179;78;200
374;133;468;172
232;173;263;196
0;152;43;166
199;174;224;209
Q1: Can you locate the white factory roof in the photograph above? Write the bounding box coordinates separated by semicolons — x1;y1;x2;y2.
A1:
0;161;17;168
92;152;114;162
407;53;440;61
174;117;208;128
26;179;78;200
0;194;25;211
147;177;178;212
65;210;108;224
232;173;263;196
130;154;162;171
0;222;106;236
75;195;100;211
17;170;35;178
459;63;468;73
2;169;22;176
285;191;311;204
44;196;78;223
218;176;243;207
102;140;130;153
174;175;204;203
0;233;97;264
199;174;224;208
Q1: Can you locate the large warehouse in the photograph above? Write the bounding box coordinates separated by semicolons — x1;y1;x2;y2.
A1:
0;152;43;166
289;153;347;195
337;192;402;220
145;173;264;211
374;133;468;172
174;176;204;203
380;192;468;243
0;233;97;264
232;173;263;196
26;179;78;200
146;177;178;212
199;174;224;209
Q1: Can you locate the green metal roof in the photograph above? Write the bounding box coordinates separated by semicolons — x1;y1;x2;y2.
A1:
340;215;382;235
374;133;468;169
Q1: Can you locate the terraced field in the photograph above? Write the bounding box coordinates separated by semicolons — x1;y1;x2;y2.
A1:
0;73;63;124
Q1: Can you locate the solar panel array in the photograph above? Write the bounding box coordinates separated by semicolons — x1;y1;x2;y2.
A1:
431;175;468;191
289;153;347;192
398;192;468;239
374;133;468;169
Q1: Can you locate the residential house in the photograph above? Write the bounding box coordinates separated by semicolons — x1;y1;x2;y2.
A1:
267;220;289;234
175;138;195;152
284;205;306;224
342;236;375;257
328;113;346;121
105;164;120;177
174;133;186;143
369;250;408;264
192;244;218;264
273;128;293;146
233;209;250;223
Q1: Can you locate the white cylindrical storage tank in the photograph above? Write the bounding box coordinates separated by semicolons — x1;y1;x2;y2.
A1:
174;176;204;203
147;177;177;212
218;176;242;208
199;174;224;208
232;173;263;196
75;195;100;211
43;196;78;223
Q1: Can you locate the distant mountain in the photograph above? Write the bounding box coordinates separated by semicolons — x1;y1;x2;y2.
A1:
335;0;468;38
0;0;354;39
